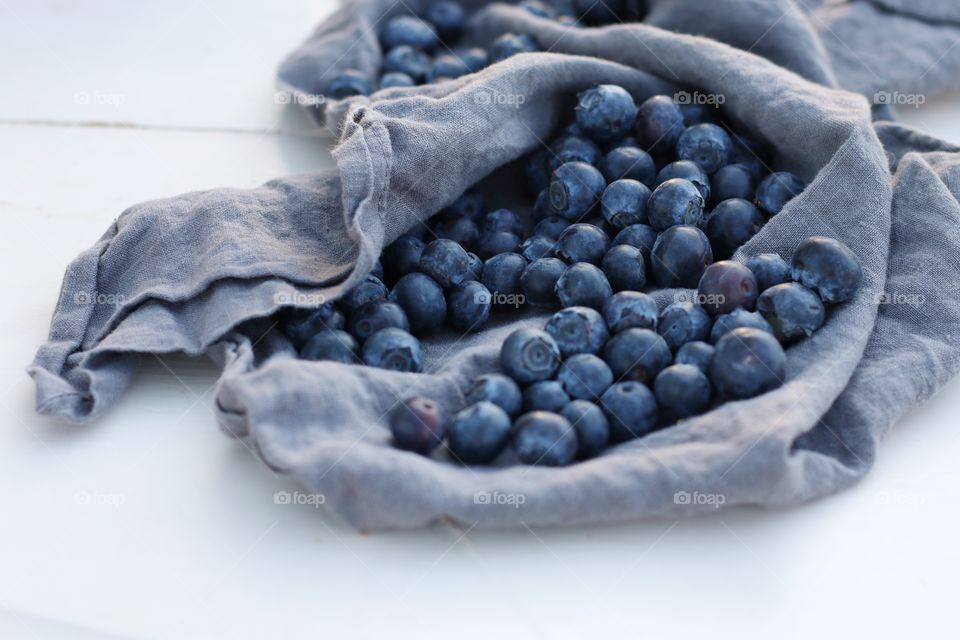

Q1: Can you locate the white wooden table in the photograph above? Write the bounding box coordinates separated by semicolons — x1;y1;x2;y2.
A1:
1;2;958;638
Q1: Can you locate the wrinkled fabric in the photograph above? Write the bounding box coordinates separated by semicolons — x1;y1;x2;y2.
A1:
30;0;960;529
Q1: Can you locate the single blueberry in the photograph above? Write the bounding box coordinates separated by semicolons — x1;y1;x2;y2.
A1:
603;291;657;333
603;328;672;383
420;239;472;287
481;252;528;306
458;47;489;72
380;15;439;51
676;123;732;174
709;308;774;344
482;208;524;236
521;235;556;262
520;257;566;307
675;340;714;373
755;171;805;216
600;381;658;442
284;303;346;347
756;282;826;343
560;400;610;458
382;45;432;81
341;275;389;314
575;84;638;144
349;300;410;342
361;327;425;372
545;306;610;357
534;216;570;240
549;135;602;170
697;261;759;315
648;178;705;231
650;225;713;289
600;146;656;186
425;1;466;41
706;198;765;260
379;71;416;89
654;364;712;419
657;301;712;351
390;396;446;454
447;281;492;331
555;223;610;264
512;412;578;466
790;236;863;304
523;381;571;413
448;401;512;464
555;262;613;310
601;245;646;292
381;234;425;282
390;272;447;335
500;328;562;385
612;223;658;261
300;329;358;364
489;32;539;62
444;189;486;222
549;161;606;221
558;353;613;401
432;214;479;249
710;327;786;399
428;55;469;82
746;253;791;292
601;179;651;229
326;70;373;99
466;373;524;417
635;95;685;154
711;164;756;203
656;160;711;202
475;231;521;259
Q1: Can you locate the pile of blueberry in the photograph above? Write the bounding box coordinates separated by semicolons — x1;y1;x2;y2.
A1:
326;0;649;99
282;83;863;467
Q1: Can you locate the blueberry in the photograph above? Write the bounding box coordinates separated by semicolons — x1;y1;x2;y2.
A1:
429;55;469;82
523;381;571;412
479;209;521;237
447;281;492;331
326;70;372;99
466;252;484;280
710;327;786;399
600;148;656;189
657;301;711;351
448;401;512;464
648;178;705;231
481;252;527;305
575;84;638;144
534;216;570;240
520;257;566;307
545;306;609;357
709;308;773;344
379;71;416;89
350;300;410;342
756;282;826;342
612;223;658;260
475;231;521;259
746;253;791;292
466;373;523;417
654;364;712;419
635;95;685;153
790;236;863;303
558;353;613;400
361;327;425;372
555;223;610;264
603;291;657;333
600;381;658;441
500;328;562;385
560;400;610;458
755;171;805;216
390;396;446;454
420;239;472;287
382;235;425;281
445;189;486;222
489;32;539;62
432;214;479;249
601;245;646;292
555;262;613;310
425;1;466;41
603;328;671;383
697;261;759;315
390;272;447;335
706;198;765;259
650;225;713;288
656;160;711;202
458;47;489;72
550;161;606;221
381;15;438;51
601;179;651;229
676;123;732;174
383;45;432;81
512;412;578;466
341;275;389;313
675;340;714;373
300;329;358;363
284;303;346;347
711;164;756;203
549;135;602;170
521;235;556;261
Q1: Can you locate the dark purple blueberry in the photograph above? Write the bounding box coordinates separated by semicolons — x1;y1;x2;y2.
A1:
482;208;524;237
520;257;566;307
675;340;714;373
612;223;658;260
381;235;425;282
447;281;492;332
521;235;556;262
575;84;638;144
284;304;346;347
558;353;613;401
635;95;684;153
710;328;786;399
697;261;759;315
448;401;511;464
475;231;521;259
706;198;765;259
390;272;446;335
481;252;527;306
711;164;756;203
390;396;446;454
550;161;607;221
650;225;713;289
419;239;472;287
361;327;424;372
676;123;732;174
656;160;711;202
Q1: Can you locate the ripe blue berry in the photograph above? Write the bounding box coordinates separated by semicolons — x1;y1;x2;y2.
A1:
512;412;578;466
635;95;684;153
601;179;651;229
489;32;539;62
500;328;562;385
447;281;492;331
349;300;410;342
696;260;759;315
756;282;826;342
755;171;805;216
326;70;373;99
379;71;416;89
284;304;346;347
603;291;657;333
545;306;610;357
520;257;566;307
448;401;512;464
390;272;447;335
420;239;472;287
383;46;432;81
710;327;786;399
711;164;756;203
601;381;658;441
657;301;711;351
361;327;425;372
746;253;791;292
432;214;479;249
459;47;489;73
465;373;523;417
650;225;713;288
341;275;389;314
549;135;602;170
706;198;765;259
556;223;610;264
560;400;610;458
534;216;570;240
521;235;556;261
445;189;486;222
380;15;439;51
709;308;773;344
654;364;712;419
300;329;358;364
647;178;705;231
612;223;658;260
475;231;521;259
523;381;571;412
791;236;863;303
558;353;613;400
603;328;672;383
600;146;656;186
390;396;446;454
381;235;425;282
601;245;646;292
676;123;732;174
575;84;638;144
482;208;524;236
656;160;711;202
425;1;467;41
675;340;714;373
550;161;606;221
555;262;613;310
481;252;527;304
429;55;469;82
